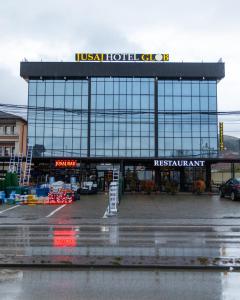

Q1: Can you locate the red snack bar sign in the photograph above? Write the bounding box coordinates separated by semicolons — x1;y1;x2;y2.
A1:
55;160;77;168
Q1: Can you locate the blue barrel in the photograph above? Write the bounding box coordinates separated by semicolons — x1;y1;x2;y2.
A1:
49;177;55;184
0;191;5;204
36;187;50;197
0;191;5;199
70;177;76;184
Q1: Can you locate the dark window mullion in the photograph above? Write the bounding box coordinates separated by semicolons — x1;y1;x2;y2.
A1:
154;78;158;157
87;78;91;157
63;80;66;157
103;78;106;157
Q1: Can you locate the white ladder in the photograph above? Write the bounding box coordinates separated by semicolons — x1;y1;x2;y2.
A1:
109;182;118;213
16;153;23;184
8;153;16;173
22;146;33;185
104;169;120;217
112;169;119;182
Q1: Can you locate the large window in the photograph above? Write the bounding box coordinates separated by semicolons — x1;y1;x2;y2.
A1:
28;79;88;157
90;78;155;157
158;80;217;157
28;77;218;159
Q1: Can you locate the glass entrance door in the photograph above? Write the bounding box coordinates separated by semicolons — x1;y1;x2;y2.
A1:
159;170;180;192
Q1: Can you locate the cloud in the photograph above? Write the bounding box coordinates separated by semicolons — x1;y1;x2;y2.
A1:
0;0;240;136
0;66;27;105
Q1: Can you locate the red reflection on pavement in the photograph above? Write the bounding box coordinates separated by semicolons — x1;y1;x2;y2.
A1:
53;230;77;247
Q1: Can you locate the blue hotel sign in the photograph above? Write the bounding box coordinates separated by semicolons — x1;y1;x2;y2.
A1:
154;160;205;167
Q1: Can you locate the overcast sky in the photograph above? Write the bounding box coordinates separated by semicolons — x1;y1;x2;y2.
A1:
0;0;240;135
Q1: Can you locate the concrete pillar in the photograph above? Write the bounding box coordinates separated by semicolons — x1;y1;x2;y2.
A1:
120;160;125;194
205;162;211;191
154;168;161;190
120;160;124;177
180;168;185;191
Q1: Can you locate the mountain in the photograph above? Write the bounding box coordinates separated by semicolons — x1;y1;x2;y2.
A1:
222;135;240;153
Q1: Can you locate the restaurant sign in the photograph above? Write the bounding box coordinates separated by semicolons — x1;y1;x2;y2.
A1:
154;160;205;167
55;160;77;168
75;53;169;62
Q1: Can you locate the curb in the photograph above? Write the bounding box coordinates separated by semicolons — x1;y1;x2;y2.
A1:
0;264;239;270
1;255;239;269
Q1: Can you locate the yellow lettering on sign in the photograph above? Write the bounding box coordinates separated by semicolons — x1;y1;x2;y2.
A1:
81;53;87;61
162;54;169;61
141;54;151;61
93;54;101;61
88;54;93;60
75;53;170;62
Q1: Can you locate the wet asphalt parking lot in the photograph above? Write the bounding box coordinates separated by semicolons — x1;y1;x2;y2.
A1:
0;193;240;268
1;194;240;299
0;193;240;224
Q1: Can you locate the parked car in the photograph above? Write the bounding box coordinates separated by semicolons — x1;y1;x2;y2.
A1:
219;178;240;201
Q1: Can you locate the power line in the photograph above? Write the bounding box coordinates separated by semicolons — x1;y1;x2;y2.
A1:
2;102;240;116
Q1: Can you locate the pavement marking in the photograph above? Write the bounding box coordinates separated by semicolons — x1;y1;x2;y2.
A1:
103;207;109;218
0;205;20;214
46;204;66;218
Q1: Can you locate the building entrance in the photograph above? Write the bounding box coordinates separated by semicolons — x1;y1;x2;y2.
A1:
154;166;207;192
158;170;181;192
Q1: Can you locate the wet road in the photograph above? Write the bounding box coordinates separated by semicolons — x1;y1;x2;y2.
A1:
0;222;240;267
0;194;240;267
0;268;239;300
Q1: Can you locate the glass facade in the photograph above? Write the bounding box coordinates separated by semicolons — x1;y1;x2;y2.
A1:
28;79;88;157
91;78;154;157
28;78;218;158
158;80;217;157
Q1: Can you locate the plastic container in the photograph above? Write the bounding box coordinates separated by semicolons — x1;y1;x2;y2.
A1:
49;177;55;184
36;187;50;197
7;198;15;205
70;177;76;184
0;191;6;202
6;186;29;197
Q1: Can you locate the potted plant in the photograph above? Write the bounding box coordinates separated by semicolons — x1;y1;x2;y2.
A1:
144;180;154;195
193;178;206;195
